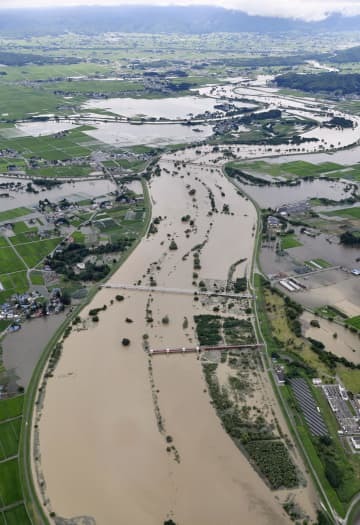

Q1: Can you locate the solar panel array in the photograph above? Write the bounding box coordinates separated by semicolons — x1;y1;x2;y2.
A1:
290;378;328;437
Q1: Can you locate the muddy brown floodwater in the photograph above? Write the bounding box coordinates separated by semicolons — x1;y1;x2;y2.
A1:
2;312;66;390
35;153;316;524
302;311;360;365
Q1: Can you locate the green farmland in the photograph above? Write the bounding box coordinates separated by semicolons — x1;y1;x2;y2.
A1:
306;258;332;269
0;459;22;507
346;316;360;331
280;233;303;250
15;238;62;267
0;127;102;161
326;207;360;219
0;396;30;524
0;272;28;303
0;419;21;460
0;208;31;223
0;397;24;421
236;159;360;181
29;165;93;178
0;247;26;274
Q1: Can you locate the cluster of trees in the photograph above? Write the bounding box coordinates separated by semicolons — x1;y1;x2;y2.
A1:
326;45;360;64
33;179;61;189
47;239;133;281
194;315;222;345
241;109;281;124
193;252;201;270
340;230;360;246
275;72;360;95
315;435;345;493
308;337;360;370
203;363;298;490
233;277;247;293
76;262;110;282
223;317;255;344
0;51;81;66
245;440;298;490
283;295;303;337
225;165;270;186
326;116;354;129
165;80;194;92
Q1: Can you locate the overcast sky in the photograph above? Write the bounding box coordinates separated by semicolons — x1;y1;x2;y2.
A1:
1;0;360;21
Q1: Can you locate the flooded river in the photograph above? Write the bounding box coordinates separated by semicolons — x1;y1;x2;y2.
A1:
35;152;316;524
32;77;360;525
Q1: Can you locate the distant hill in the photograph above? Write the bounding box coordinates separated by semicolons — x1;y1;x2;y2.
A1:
275;72;360;95
1;6;360;36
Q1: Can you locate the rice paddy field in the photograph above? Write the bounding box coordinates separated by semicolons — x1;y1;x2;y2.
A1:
94;204;146;242
0;126;105;161
325;207;360;219
0;272;28;304
346;315;360;331
0;216;63;300
0;247;26;274
0;208;31;223
280;233;303;250
14;238;61;267
0;396;31;524
238;159;360;181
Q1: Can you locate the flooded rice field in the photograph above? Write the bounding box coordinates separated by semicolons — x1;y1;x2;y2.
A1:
268;144;360;166
0;177;116;212
261;230;360;274
0;121;80;138
301;311;360;364
84;121;213;147
3;312;66;389
82;95;250;119
260;230;360;317
236;178;350;208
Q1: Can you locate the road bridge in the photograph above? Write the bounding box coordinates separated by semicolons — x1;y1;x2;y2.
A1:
149;343;263;355
102;282;253;299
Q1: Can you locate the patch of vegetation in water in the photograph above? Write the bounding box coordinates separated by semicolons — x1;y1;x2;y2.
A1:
326;207;360;219
280;233;303;250
314;305;347;320
345;315;360;332
194;315;256;347
194;315;222;346
203;363;299;489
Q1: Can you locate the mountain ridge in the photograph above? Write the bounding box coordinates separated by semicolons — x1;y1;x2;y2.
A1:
0;6;360;35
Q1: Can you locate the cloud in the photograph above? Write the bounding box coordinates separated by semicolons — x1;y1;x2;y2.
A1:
225;0;360;21
3;0;360;22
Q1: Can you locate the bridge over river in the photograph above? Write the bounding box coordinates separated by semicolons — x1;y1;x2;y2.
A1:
102;282;253;299
149;343;263;355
